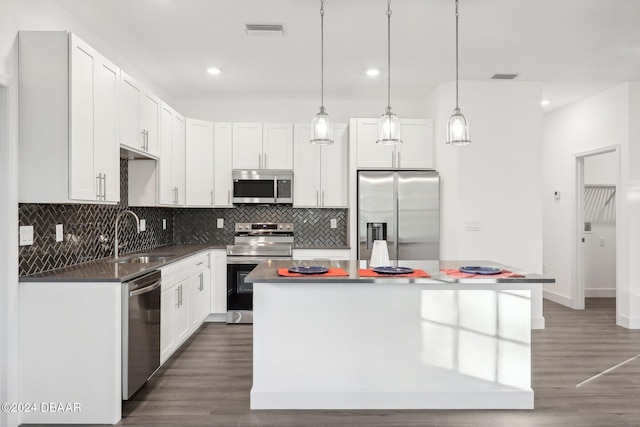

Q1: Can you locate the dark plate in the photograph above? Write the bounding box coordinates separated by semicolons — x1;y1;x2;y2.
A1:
459;266;502;275
288;266;329;275
372;266;414;275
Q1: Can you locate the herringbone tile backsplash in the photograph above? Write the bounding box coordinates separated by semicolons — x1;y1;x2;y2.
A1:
19;160;348;276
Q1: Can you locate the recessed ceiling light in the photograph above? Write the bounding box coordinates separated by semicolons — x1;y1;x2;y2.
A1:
207;68;221;75
366;69;380;77
541;100;550;106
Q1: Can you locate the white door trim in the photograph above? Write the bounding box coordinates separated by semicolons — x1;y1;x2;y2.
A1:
0;72;19;427
573;145;620;311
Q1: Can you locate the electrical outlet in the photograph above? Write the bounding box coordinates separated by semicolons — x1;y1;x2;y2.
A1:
330;218;337;229
140;219;146;232
217;218;224;228
464;220;481;232
19;225;34;246
600;238;606;247
162;219;167;230
55;224;63;242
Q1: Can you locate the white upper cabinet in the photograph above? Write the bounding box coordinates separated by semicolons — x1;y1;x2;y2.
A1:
354;118;434;169
293;123;348;208
157;103;185;206
232;123;293;170
172;112;186;206
19;31;120;204
185;119;214;207
214;123;234;207
119;72;160;157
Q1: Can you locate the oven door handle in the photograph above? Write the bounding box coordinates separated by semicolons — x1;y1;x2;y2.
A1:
227;257;289;264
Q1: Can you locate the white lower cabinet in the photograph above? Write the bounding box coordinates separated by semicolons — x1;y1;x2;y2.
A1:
160;251;211;365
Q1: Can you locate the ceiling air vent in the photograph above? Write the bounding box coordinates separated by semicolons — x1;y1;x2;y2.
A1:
245;24;285;36
491;73;518;80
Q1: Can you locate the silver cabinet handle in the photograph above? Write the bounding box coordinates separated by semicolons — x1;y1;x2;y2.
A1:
227;190;231;206
211;190;214;206
102;173;106;200
264;153;267;169
96;173;102;200
392;151;396;168
175;287;180;308
258;153;261;169
173;187;178;205
145;129;149;151
141;129;146;150
316;190;319;206
322;190;325;206
397;151;401;168
179;284;183;306
199;274;204;291
196;261;204;266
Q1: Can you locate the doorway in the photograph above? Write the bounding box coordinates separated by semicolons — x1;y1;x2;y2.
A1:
575;147;619;313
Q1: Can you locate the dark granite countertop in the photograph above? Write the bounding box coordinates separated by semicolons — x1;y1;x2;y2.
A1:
19;244;227;283
246;259;555;285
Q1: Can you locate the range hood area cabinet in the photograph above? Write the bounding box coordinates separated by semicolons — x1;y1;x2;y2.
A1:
353;118;434;170
19;31;120;204
119;72;161;158
232;123;293;170
128;104;186;207
293;123;348;208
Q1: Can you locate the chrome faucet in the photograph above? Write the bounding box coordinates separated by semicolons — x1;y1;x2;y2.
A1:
114;210;141;259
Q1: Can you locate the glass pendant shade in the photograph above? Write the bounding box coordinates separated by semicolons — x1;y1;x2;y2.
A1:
310;106;334;145
446;107;470;146
376;107;402;145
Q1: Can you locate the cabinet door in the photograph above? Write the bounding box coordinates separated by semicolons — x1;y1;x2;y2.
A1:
189;275;201;332
355;118;394;168
160;287;176;364
172;113;186;206
119;72;142;151
263;123;293;169
185;119;214;206
320;123;348;207
158;104;174;205
69;35;98;201
214;123;233;207
175;282;191;345
293;124;320;207
94;56;120;203
397;119;434;169
232;123;262;169
141;92;160;156
210;250;227;314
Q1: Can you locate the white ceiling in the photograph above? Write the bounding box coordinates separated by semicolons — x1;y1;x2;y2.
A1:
55;0;640;111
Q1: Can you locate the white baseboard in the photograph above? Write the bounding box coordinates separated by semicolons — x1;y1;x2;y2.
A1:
543;289;573;307
585;289;616;298
617;314;640;329
204;313;226;323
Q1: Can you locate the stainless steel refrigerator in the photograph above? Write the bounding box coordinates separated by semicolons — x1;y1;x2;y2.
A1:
358;170;440;261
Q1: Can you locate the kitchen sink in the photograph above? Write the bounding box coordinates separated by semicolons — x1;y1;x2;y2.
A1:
110;253;175;264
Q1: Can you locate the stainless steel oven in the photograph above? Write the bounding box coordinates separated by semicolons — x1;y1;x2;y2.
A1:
226;223;293;324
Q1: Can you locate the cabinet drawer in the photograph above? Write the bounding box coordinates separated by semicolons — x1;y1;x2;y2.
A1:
190;253;210;273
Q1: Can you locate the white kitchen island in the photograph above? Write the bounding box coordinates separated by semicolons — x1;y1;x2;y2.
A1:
247;260;554;410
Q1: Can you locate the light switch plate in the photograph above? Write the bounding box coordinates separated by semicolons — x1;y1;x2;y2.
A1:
55;224;63;242
330;219;337;229
140;219;146;232
19;225;34;246
217;218;224;228
162;219;167;230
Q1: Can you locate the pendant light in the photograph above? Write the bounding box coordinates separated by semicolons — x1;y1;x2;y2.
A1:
310;0;334;145
446;0;471;146
376;0;402;145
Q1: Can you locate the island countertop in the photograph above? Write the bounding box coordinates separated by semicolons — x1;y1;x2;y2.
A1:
245;259;555;284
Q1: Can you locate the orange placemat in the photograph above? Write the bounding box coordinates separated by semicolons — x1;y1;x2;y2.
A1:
440;268;524;278
278;268;348;277
358;269;431;278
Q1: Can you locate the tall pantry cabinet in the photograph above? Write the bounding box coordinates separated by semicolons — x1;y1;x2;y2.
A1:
19;31;120;203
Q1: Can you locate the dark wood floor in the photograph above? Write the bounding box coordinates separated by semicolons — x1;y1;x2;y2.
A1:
112;299;638;426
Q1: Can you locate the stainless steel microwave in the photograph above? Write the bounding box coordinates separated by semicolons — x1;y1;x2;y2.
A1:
232;170;293;204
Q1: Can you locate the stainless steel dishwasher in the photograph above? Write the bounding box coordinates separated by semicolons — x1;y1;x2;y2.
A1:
122;270;162;400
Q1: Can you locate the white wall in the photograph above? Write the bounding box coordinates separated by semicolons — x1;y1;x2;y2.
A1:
584;151;617;185
174;97;428;123
542;82;640;328
426;81;544;274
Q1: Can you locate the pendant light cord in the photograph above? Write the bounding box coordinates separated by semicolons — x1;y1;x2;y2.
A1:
455;0;459;109
320;0;325;109
386;0;392;110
